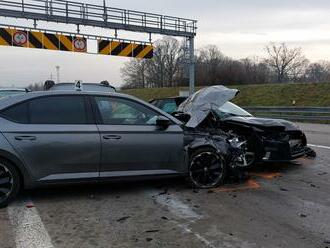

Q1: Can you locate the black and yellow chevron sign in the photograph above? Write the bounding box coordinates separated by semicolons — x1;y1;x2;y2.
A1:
0;28;87;53
98;40;153;59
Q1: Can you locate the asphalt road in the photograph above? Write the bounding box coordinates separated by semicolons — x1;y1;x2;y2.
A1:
0;123;329;248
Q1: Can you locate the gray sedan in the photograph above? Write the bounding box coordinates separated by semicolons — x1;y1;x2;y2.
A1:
0;91;244;207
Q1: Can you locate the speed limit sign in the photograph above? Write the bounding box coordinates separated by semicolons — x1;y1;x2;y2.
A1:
73;38;87;52
13;31;28;46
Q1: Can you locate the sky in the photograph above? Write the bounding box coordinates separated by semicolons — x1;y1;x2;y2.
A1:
0;0;330;88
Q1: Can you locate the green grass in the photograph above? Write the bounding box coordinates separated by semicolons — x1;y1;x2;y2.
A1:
122;82;330;107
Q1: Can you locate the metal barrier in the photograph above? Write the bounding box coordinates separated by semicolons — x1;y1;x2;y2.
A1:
0;0;197;37
243;107;330;121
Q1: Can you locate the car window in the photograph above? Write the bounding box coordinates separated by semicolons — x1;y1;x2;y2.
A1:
95;97;159;125
1;102;29;123
29;96;88;124
0;90;26;98
1;96;90;124
215;102;252;119
162;102;177;114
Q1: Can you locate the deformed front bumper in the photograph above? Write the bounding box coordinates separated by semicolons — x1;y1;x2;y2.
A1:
261;136;308;162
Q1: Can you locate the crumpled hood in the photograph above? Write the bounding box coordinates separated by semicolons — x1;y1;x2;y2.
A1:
224;116;301;132
178;85;239;128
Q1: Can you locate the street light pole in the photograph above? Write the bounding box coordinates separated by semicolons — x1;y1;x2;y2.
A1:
56;66;60;84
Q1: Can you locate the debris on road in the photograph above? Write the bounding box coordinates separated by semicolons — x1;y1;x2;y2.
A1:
145;230;160;233
158;188;169;196
117;216;130;223
26;202;35;209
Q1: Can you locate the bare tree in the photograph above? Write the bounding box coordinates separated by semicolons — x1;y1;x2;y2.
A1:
305;61;330;83
27;82;44;91
121;39;330;89
121;59;147;89
196;45;225;85
121;37;184;89
265;43;308;83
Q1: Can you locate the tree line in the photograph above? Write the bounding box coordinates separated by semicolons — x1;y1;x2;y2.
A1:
121;37;330;89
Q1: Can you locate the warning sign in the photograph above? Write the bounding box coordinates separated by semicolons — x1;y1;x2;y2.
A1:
98;40;153;59
73;38;87;52
13;30;28;47
0;27;88;53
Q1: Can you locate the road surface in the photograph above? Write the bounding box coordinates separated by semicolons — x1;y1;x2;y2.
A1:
0;122;329;248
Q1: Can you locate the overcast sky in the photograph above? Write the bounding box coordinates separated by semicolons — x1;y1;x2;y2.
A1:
0;0;329;87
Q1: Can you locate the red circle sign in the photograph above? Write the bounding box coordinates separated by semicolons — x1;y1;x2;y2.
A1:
73;38;86;51
13;31;28;46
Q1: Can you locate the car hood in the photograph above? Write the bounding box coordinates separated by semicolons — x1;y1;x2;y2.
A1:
223;116;301;132
178;85;239;128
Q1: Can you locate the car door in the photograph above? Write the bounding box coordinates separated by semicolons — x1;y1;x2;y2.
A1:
92;95;185;178
0;95;101;182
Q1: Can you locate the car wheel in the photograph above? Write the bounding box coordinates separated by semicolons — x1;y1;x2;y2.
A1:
189;147;227;189
0;159;20;208
240;151;256;168
305;147;317;158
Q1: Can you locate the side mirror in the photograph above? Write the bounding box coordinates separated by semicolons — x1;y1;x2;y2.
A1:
172;112;191;124
156;116;171;129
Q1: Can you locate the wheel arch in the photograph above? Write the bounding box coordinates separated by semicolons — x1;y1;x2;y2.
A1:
0;149;33;189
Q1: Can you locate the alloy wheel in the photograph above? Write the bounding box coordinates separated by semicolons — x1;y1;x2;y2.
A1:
190;151;225;188
0;164;14;202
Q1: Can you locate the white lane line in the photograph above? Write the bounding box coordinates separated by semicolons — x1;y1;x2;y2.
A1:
177;223;217;248
153;193;202;221
7;198;54;248
150;191;257;248
309;144;330;150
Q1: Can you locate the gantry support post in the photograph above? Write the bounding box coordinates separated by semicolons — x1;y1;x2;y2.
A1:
189;36;195;95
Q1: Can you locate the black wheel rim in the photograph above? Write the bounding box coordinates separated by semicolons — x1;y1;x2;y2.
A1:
190;152;224;188
0;164;13;202
240;152;255;167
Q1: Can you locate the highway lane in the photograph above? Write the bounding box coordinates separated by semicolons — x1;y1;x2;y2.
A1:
0;123;329;248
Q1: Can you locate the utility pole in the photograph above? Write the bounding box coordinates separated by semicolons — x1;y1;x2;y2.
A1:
56;66;60;84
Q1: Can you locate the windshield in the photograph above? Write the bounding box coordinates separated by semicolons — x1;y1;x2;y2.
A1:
0;90;25;98
214;102;252;118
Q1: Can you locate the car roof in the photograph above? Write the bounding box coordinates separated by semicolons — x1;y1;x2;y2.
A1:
0;88;27;92
48;83;116;93
0;90;182;125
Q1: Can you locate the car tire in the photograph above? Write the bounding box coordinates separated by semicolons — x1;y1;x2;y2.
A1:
305;147;317;158
189;147;227;189
0;159;21;208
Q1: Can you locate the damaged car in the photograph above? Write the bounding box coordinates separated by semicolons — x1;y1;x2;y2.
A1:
166;85;315;167
0;89;245;207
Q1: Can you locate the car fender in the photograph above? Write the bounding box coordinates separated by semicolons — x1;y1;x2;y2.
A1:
0;133;34;188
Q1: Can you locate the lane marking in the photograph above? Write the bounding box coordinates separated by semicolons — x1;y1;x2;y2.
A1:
150;190;257;248
152;192;202;221
308;144;330;150
177;223;217;248
7;198;54;248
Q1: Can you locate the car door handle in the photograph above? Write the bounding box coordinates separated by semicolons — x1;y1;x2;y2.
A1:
103;135;122;140
15;136;37;141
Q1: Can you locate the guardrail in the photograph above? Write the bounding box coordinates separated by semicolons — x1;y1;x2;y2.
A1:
243;107;330;122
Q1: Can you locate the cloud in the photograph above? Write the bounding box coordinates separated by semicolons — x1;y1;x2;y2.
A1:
0;0;329;87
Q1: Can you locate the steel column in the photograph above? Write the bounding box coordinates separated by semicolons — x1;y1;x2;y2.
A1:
189;37;195;95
